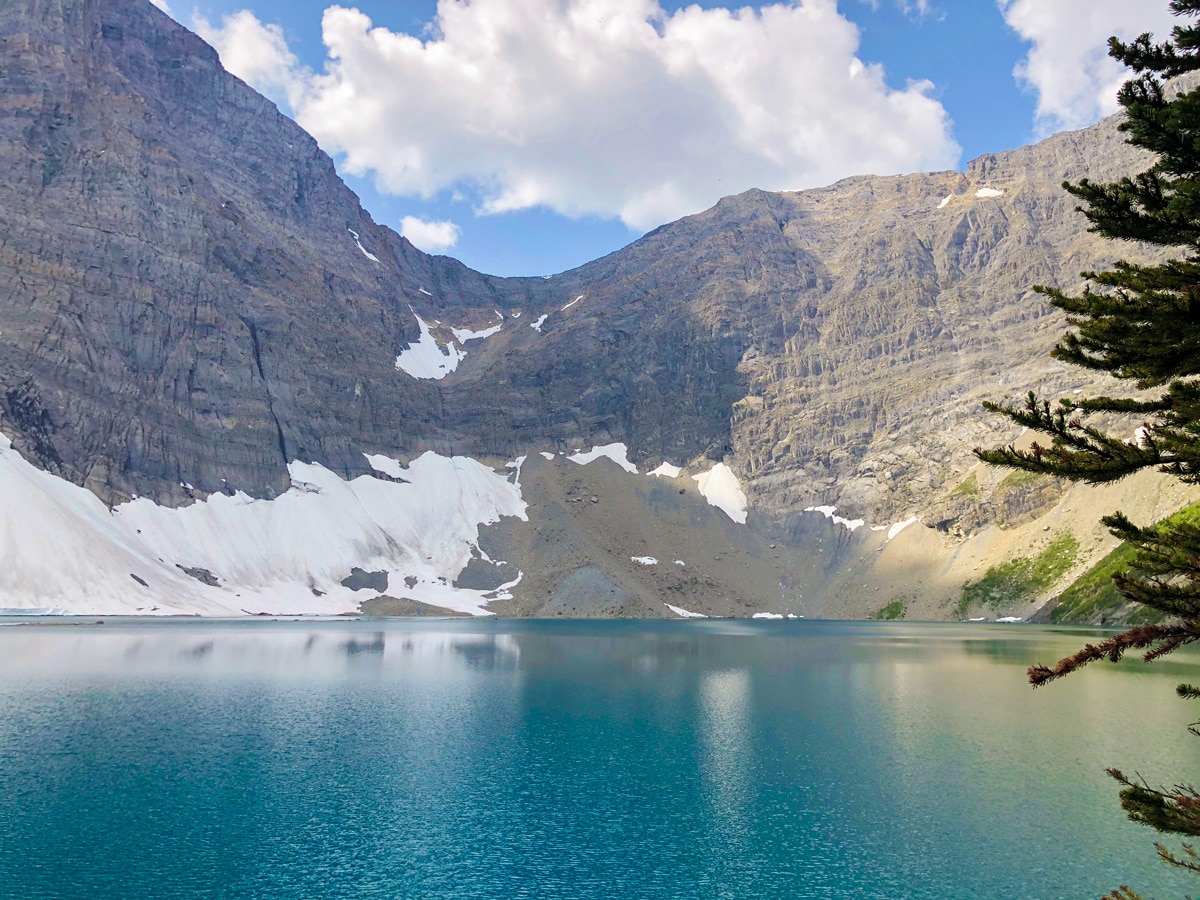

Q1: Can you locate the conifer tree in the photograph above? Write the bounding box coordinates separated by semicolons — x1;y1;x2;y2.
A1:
975;4;1200;894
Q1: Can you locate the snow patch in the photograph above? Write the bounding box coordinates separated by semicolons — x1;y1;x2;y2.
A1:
568;443;638;474
937;194;953;209
539;451;556;461
451;323;502;342
996;616;1024;623
530;314;549;332
752;612;784;620
674;560;685;566
692;463;748;524
805;505;865;532
631;556;658;565
364;454;409;481
0;436;528;617
975;187;1004;198
887;516;919;541
395;312;465;380
486;570;524;601
968;617;987;622
418;287;433;296
667;603;706;618
561;295;584;311
505;455;527;488
348;228;380;263
649;462;683;478
504;453;528;489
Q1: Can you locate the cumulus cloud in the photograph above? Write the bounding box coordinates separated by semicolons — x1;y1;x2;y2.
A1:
999;0;1176;135
400;216;462;253
195;0;959;231
192;10;308;110
148;0;172;13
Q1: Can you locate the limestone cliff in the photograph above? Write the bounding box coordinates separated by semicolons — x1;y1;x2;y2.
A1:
0;0;1177;618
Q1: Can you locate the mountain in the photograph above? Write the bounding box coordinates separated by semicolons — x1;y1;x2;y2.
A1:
1;0;1189;619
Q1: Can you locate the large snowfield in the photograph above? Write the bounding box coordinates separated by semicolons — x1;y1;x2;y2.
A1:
0;435;760;617
0;432;527;616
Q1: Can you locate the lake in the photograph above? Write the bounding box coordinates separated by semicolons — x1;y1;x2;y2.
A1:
0;619;1197;899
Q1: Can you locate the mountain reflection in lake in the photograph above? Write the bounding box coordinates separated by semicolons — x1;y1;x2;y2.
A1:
0;619;1196;900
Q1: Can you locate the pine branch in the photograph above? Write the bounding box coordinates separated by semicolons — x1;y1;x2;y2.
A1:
1107;768;1200;838
1027;621;1200;686
1155;841;1200;873
1065;174;1195;247
1073;396;1172;415
987;9;1200;897
974;393;1170;483
1038;276;1200;386
1109;31;1190;77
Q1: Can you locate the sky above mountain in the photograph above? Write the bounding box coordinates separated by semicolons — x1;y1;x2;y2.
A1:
148;0;1171;277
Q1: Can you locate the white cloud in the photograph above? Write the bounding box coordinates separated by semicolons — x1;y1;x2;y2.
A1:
856;1;939;20
400;216;462;253
192;10;309;110
148;0;172;13
194;0;959;232
999;0;1177;134
897;1;937;17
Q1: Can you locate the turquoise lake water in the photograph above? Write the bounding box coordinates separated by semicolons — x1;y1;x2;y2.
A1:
1;619;1198;899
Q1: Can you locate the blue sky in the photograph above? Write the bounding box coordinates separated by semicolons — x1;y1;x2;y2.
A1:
160;0;1170;276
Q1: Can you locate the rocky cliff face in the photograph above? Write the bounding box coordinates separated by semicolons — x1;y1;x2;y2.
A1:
0;0;1173;619
446;120;1156;532
0;0;525;504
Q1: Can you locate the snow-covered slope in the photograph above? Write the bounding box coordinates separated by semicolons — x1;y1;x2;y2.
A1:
395;313;467;380
0;433;526;616
568;443;639;474
692;463;748;524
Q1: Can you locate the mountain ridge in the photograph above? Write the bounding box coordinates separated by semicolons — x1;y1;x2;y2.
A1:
0;0;1184;620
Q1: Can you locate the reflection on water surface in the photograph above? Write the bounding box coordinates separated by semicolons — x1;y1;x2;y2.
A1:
0;620;1197;900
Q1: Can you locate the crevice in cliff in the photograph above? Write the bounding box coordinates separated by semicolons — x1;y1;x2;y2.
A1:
240;316;289;469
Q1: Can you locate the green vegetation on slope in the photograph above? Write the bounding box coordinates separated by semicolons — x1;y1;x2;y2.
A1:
1051;501;1200;625
1050;543;1138;624
947;472;979;498
959;533;1078;615
872;600;905;620
996;468;1042;492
